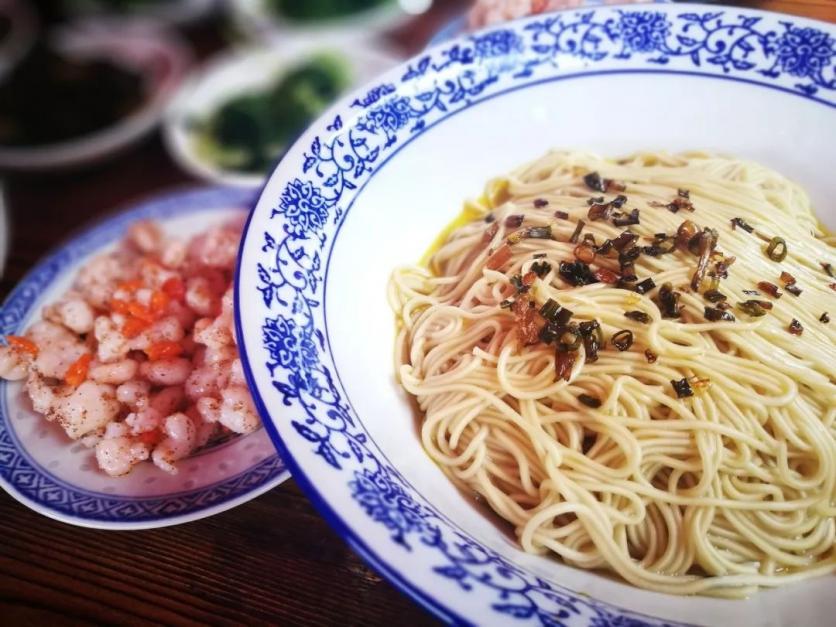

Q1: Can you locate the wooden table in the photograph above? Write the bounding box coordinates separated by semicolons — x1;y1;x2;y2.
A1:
1;1;832;624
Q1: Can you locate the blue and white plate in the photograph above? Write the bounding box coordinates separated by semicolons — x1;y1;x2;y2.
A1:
427;0;673;48
0;187;288;530
237;4;835;625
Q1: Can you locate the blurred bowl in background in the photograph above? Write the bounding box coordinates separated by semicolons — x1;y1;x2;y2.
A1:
228;0;432;44
163;39;401;188
0;17;192;171
57;0;218;26
0;0;36;78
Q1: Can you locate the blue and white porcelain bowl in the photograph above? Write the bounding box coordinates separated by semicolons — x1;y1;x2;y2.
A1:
237;4;835;625
428;0;673;48
0;187;288;529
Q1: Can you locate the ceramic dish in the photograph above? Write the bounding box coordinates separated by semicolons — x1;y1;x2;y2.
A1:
164;40;401;188
0;18;191;171
0;187;288;530
236;3;835;625
229;0;428;43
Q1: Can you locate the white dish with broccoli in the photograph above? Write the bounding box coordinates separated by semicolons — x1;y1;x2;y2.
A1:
164;40;400;187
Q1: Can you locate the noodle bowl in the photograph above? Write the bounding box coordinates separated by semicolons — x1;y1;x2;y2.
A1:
390;151;836;598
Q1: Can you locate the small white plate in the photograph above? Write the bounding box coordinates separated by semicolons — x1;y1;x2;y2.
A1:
0;186;288;530
164;39;401;188
0;18;192;171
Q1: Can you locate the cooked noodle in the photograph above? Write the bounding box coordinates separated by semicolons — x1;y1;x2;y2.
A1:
389;151;836;597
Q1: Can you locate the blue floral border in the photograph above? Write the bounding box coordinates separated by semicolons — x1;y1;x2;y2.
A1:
242;6;834;626
0;187;288;525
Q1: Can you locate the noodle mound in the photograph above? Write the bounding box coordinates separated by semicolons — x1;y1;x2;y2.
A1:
390;152;836;598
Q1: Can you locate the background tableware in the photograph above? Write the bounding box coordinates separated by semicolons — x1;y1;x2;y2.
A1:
164;39;400;187
0;17;191;170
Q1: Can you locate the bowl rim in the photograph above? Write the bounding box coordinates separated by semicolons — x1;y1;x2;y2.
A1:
236;3;836;624
0;185;289;530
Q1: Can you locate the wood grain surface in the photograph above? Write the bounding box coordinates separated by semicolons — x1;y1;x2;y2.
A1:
0;1;832;625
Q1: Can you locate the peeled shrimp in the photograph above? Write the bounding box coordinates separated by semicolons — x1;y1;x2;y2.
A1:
195;396;220;423
96;437;150;477
44;293;95;334
125;406;162;435
94;316;130;363
140;358;192;386
116;380;150;409
185;277;219;317
0;345;32;380
152;412;196;474
219;386;259;434
50;380;121;439
89;359;138;385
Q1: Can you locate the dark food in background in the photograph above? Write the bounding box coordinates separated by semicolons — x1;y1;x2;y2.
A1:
64;0;170;11
269;0;391;21
0;43;144;147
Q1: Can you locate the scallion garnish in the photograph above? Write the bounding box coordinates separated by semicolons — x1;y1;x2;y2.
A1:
730;217;754;233
655;283;682;319
757;281;782;298
671;378;694;398
634;278;656;295
526;225;552;240
559;261;597;286
583;172;606;192
613;208;640;227
704;306;735;322
531;260;551;278
624;311;651;323
578;320;604;362
765;237;788;262
737;300;767;317
611;329;634;351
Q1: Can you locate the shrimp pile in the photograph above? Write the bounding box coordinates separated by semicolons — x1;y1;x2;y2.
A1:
468;0;649;29
0;218;261;477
